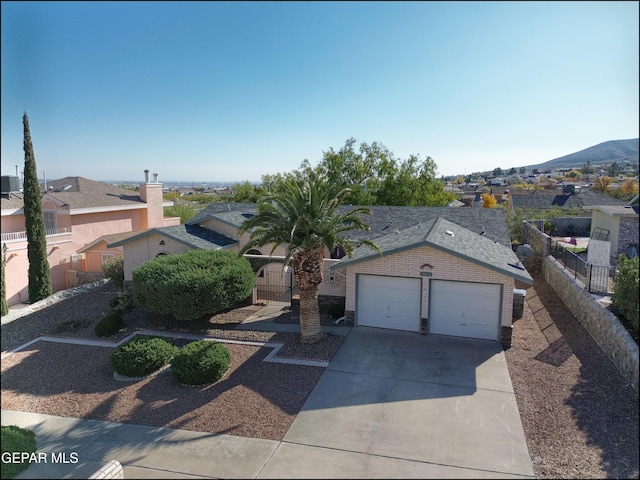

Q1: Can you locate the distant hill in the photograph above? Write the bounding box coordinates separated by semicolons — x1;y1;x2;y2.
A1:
527;138;639;171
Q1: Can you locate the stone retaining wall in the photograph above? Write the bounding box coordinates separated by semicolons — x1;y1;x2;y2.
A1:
543;256;639;397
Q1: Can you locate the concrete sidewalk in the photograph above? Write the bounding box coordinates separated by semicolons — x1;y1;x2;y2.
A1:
3;327;534;479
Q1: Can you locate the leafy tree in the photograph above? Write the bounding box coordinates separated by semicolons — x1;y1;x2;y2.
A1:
581;160;595;175
620;179;639;196
163;190;181;201
22;113;52;303
519;166;526;175
481;193;497;208
564;169;581;179
230;180;266;203
492;167;503;177
1;244;8;316
606;161;620;177
164;201;197;224
509;167;516;175
314;137;394;205
592;176;613;193
238;169;380;343
376;154;454;206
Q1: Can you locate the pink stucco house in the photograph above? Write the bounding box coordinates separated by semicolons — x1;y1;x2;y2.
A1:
1;171;179;306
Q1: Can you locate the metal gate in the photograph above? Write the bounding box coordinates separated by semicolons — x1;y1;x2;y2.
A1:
255;266;293;307
587;264;612;294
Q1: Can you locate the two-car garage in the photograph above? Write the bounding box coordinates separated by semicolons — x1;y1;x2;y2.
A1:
356;275;502;342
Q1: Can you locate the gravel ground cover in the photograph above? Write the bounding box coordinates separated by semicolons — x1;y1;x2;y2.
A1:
1;278;639;478
506;273;638;479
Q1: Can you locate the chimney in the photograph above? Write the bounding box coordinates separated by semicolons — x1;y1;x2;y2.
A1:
144;169;150;183
153;173;158;183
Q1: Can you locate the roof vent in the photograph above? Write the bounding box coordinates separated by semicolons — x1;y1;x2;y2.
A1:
445;230;454;237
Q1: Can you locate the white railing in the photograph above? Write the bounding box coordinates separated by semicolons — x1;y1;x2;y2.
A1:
1;227;71;243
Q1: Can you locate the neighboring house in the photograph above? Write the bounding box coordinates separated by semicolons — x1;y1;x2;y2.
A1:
1;172;179;306
110;203;532;346
506;187;626;216
583;194;639;259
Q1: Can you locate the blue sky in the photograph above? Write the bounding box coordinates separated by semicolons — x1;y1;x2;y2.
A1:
1;1;638;184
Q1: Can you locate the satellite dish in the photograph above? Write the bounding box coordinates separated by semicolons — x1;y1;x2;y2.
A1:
517;244;535;259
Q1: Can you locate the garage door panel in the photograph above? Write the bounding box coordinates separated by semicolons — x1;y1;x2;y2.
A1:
357;275;421;332
429;280;501;341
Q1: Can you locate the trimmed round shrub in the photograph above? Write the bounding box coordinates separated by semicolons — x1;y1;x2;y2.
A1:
94;311;124;337
171;340;231;386
110;336;179;377
132;249;254;322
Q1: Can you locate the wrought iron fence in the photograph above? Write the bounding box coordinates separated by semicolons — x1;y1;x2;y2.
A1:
549;239;613;294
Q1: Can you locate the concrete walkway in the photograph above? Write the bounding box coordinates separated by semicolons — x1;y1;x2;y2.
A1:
3;319;533;478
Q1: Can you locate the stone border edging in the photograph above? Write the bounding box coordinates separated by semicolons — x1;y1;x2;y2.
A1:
1;329;330;368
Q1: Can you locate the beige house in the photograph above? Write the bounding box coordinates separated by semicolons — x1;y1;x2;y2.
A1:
110;203;532;346
583;193;639;259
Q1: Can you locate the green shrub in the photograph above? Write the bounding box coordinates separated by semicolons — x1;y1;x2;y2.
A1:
1;425;37;479
110;336;178;377
132;249;254;322
94;311;124;337
109;291;132;312
102;256;124;289
612;254;639;333
171;340;231;386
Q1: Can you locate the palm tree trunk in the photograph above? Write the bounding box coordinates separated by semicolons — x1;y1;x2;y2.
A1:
292;247;325;344
298;286;323;344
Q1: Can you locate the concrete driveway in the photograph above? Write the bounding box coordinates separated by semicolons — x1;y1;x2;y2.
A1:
4;326;534;479
258;327;534;479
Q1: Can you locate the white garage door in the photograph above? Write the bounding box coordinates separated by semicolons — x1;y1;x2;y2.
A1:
357;275;421;332
429;280;501;341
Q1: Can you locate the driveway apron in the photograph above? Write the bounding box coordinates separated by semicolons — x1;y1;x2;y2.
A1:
259;327;534;479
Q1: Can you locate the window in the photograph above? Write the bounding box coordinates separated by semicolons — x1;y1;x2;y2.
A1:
43;210;57;234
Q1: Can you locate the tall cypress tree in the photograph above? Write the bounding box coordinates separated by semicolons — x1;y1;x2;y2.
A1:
1;244;8;316
23;112;52;303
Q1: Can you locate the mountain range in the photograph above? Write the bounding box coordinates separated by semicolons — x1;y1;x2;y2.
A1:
525;138;638;172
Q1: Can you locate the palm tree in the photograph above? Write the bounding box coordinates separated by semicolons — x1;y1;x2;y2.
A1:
238;170;380;344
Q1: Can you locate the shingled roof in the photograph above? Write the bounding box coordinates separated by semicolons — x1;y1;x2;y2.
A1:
330;217;533;285
107;224;237;250
188;203;512;245
509;189;625;211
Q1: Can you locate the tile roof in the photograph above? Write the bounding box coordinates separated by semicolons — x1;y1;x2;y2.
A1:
41;177;144;209
107;224;237;250
330;217;533;285
0;192;25;212
2;177;150;213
